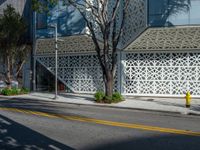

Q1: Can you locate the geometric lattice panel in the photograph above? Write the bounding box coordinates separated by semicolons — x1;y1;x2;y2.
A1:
36;35;100;55
125;26;200;51
123;51;200;96
36;54;119;93
120;0;147;48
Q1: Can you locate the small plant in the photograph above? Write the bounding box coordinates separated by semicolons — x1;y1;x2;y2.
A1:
12;88;20;95
94;91;124;103
1;88;12;96
0;87;29;96
94;91;105;103
112;92;124;103
20;87;29;94
1;88;19;96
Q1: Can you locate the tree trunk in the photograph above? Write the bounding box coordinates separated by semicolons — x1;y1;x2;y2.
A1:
6;55;12;89
104;72;114;97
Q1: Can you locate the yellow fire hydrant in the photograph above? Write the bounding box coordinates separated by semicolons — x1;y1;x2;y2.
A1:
185;91;191;108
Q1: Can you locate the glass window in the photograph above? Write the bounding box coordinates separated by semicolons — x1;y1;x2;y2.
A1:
168;11;189;26
149;15;169;26
168;0;190;25
36;12;47;29
190;0;200;24
36;0;86;38
148;0;170;26
148;0;200;26
149;0;168;15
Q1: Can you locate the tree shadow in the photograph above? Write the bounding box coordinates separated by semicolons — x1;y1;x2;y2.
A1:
59;93;94;102
89;134;200;150
0;114;74;150
191;105;200;112
155;101;200;112
0;98;85;118
155;101;185;108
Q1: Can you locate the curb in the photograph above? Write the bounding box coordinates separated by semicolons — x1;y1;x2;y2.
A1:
1;95;200;117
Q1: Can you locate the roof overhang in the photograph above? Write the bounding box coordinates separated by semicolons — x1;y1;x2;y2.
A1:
36;35;97;55
125;26;200;52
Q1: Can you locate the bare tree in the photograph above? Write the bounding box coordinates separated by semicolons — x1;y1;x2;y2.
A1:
32;0;129;97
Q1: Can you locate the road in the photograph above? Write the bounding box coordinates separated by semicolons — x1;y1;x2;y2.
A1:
0;97;200;150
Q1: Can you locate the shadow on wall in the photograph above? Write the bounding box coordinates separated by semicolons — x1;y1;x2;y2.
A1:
0;114;74;150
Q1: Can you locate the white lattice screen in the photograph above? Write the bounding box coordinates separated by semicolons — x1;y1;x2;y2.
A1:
36;54;119;93
123;51;200;96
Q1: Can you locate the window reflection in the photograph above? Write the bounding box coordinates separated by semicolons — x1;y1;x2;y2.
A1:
36;0;85;38
148;0;200;27
190;0;200;24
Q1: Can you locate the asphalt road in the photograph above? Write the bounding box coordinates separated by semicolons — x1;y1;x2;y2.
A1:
0;97;200;150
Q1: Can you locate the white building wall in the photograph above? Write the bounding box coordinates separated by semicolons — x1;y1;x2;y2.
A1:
122;51;200;97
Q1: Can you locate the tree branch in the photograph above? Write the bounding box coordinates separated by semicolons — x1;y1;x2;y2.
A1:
15;60;25;77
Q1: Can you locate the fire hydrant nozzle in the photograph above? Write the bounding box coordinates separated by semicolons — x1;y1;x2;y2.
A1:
185;91;191;108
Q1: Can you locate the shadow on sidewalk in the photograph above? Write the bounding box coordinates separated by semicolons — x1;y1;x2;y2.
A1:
127;96;200;112
29;92;94;102
0;114;74;150
192;105;200;111
59;93;94;102
155;101;185;108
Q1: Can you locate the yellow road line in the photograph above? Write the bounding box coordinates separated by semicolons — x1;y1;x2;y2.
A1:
0;107;200;137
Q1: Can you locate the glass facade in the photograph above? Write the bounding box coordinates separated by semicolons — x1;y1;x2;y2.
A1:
36;0;85;38
35;0;200;38
148;0;200;27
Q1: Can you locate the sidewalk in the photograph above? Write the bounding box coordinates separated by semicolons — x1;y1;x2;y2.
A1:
0;92;200;116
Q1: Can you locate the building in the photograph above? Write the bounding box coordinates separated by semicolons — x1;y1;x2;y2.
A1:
33;0;200;97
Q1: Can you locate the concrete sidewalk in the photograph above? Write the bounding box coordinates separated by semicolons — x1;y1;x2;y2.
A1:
0;92;200;116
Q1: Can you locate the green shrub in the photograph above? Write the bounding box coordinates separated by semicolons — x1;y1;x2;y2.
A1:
12;88;20;95
1;88;11;96
1;88;19;96
0;87;29;96
112;92;124;103
20;87;29;94
94;91;105;102
94;91;124;103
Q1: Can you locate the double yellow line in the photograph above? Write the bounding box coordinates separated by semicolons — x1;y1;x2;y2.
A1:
0;107;200;137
